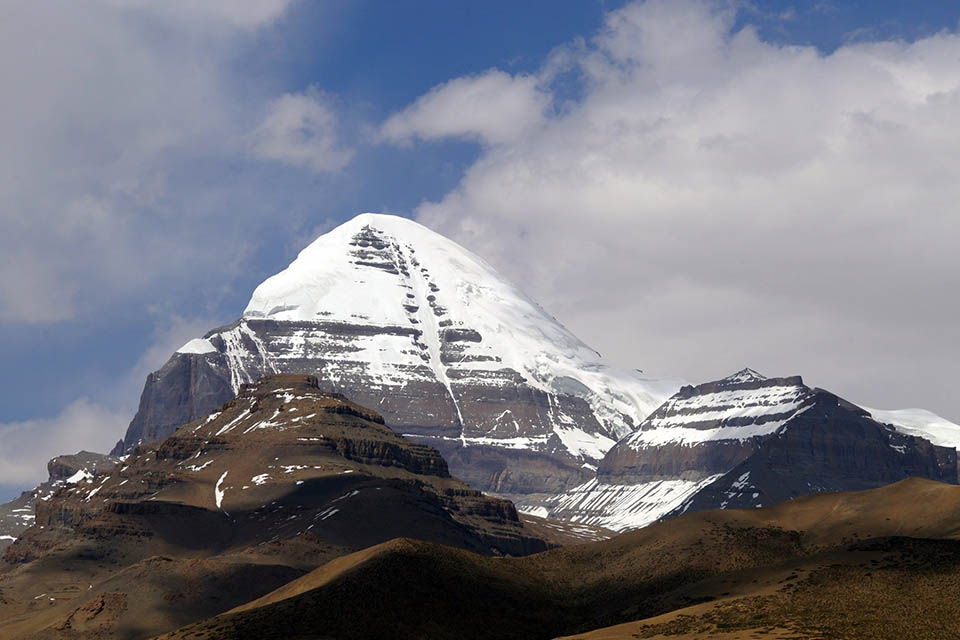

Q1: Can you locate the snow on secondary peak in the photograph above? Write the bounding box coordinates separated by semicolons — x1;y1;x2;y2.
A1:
720;368;767;385
865;407;960;450
177;338;217;355
623;373;812;449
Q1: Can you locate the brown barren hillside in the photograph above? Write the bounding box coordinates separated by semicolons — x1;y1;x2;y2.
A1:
0;374;553;639
161;477;960;640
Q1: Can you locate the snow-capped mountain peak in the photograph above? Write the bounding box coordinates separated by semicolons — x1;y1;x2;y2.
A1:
123;213;683;497
720;368;767;385
243;213;598;391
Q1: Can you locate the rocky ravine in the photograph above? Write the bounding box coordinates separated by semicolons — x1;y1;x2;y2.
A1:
539;369;959;530
0;374;552;639
113;213;681;499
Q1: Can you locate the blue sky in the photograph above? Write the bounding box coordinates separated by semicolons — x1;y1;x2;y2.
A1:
1;0;959;500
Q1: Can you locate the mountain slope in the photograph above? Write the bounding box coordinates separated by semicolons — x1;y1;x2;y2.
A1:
159;478;960;640
115;213;681;496
0;374;548;639
0;451;118;550
539;369;958;530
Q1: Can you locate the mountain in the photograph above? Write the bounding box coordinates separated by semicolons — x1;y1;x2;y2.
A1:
158;477;960;640
0;450;117;550
0;374;552;638
114;213;680;498
538;369;958;531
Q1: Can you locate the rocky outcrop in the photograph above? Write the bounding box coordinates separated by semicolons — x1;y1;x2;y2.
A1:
539;369;958;531
113;214;680;498
47;451;120;482
0;450;118;549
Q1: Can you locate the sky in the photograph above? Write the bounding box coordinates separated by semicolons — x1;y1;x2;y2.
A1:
1;0;959;500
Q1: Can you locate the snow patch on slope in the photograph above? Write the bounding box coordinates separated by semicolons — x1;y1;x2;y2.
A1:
541;475;723;532
215;471;228;509
66;469;94;484
636;404;813;447
866;407;960;449
177;338;217;355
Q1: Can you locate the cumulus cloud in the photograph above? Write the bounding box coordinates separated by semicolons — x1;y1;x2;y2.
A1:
0;311;229;491
0;399;128;486
387;0;960;418
379;70;550;145
250;90;355;173
0;1;338;325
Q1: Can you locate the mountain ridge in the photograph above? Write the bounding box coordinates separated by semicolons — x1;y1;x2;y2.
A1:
539;369;959;531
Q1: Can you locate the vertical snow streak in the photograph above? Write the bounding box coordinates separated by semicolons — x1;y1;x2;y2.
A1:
399;240;464;429
241;322;278;376
215;470;228;509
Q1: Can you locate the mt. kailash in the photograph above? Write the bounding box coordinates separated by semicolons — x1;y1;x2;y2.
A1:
116;214;681;502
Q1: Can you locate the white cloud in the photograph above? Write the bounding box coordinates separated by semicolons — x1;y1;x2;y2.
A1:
391;0;960;418
379;70;550;145
0;2;337;325
0;312;229;490
0;399;128;486
250;90;355;173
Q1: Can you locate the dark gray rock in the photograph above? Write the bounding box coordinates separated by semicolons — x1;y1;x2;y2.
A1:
541;369;959;531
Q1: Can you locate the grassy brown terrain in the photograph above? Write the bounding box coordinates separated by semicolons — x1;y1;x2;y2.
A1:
563;537;960;639
159;477;960;640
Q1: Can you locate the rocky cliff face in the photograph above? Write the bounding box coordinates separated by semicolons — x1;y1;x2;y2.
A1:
114;214;680;497
540;369;958;530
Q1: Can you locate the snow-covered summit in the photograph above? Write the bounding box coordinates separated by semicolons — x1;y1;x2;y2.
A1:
719;368;766;385
240;213;680;442
245;213;597;374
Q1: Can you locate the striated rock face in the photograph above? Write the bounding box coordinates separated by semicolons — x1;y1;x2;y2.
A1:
597;369;812;484
114;214;681;496
539;369;958;531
